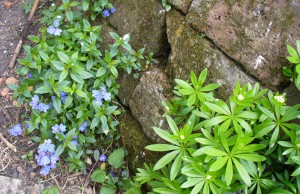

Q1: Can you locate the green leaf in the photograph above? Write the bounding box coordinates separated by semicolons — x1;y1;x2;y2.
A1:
225;158;233;185
64;96;73;109
53;97;62;113
35;85;51;94
91;169;106;183
201;147;228;157
59;70;68;82
291;167;300;176
75;90;87;98
108;148;125;169
91;116;100;129
198;68;207;87
287;45;299;59
57;51;70;64
153;150;180;170
100;187;115;194
166;116;179;135
175;79;193;90
82;0;89;11
67;141;77;151
96;67;107;77
146;144;179;152
209;156;228;171
187;93;196;106
66;9;73;21
55;145;64;156
232;158;251;186
152;127;179;145
235;154;265;162
205;102;229;115
7;84;18;91
41;186;59;194
170;152;183;181
51;61;65;71
201;83;220;92
39;51;49;61
28;35;40;43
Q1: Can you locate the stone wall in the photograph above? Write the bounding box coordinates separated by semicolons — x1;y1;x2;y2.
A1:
99;0;300;169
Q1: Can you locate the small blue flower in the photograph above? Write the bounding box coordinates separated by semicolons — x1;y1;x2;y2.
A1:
102;9;110;17
71;140;78;146
40;166;51;176
79;121;87;132
28;73;33;79
60;91;67;97
53;19;60;27
8;124;23;136
99;154;107;162
53;28;62;36
29;95;39;109
51;96;56;100
40;156;51;166
61;95;67;104
47;25;55;35
110;7;116;13
38;103;49;113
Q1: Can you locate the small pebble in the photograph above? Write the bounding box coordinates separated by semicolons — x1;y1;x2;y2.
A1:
1;87;9;96
17;166;26;174
30;172;36;179
5;77;17;85
12;156;20;161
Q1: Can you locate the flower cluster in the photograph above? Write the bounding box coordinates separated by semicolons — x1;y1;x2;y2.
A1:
29;95;50;113
274;94;285;103
35;139;59;176
47;19;62;36
52;124;66;139
92;87;111;106
8;124;23;136
102;7;116;17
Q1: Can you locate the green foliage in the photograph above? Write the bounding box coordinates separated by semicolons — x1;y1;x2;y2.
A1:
135;69;300;193
161;0;171;11
41;187;59;194
13;0;153;192
283;40;300;91
91;169;106;183
108;147;126;169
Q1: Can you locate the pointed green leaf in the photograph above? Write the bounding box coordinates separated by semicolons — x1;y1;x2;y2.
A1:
153;150;180;170
170;152;183;180
232;158;251;186
145;144;179;152
201;147;228;157
209;156;228;171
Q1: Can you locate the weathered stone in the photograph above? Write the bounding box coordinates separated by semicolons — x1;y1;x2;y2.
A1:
186;0;300;87
0;176;44;194
168;0;193;14
116;70;141;107
283;83;300;106
129;68;172;143
166;9;255;100
106;0;168;56
119;110;161;171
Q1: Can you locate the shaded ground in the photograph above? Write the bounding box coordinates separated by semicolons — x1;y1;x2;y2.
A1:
0;0;91;193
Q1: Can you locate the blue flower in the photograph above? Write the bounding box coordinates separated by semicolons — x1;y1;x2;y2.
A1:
51;96;56;100
52;124;66;133
110;7;116;13
99;154;107;162
102;9;110;17
47;25;55;34
53;28;62;36
60;91;67;97
8;124;23;137
53;19;60;27
28;73;33;79
29;95;39;109
92;90;103;106
61;95;67;103
38;103;49;112
71;140;78;146
40;156;51;166
79;121;87;132
40;166;51;176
